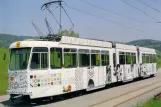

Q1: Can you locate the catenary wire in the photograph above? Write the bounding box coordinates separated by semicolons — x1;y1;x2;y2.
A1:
135;0;160;13
78;0;145;24
65;5;144;32
120;0;159;22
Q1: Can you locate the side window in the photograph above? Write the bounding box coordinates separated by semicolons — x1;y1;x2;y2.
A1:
41;53;48;68
101;51;109;66
91;50;100;66
64;48;77;68
79;49;90;67
50;48;62;69
150;54;153;63
153;54;156;63
142;54;146;63
30;47;48;69
10;48;31;70
131;53;136;64
126;52;131;64
146;54;150;63
119;52;125;64
31;53;40;69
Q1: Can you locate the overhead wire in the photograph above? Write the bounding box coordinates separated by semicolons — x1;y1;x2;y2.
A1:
120;0;160;22
78;0;161;27
135;0;160;13
78;0;145;24
65;5;144;32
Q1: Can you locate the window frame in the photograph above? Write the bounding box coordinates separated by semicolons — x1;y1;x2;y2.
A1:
146;54;150;63
142;53;146;64
126;52;131;64
119;52;126;64
131;53;136;64
41;52;49;69
9;47;31;71
150;54;153;63
78;49;90;67
153;54;156;63
91;50;101;66
50;47;63;69
30;47;49;70
64;48;78;68
101;50;109;66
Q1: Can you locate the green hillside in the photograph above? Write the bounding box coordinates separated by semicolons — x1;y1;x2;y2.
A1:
127;39;161;52
0;34;35;48
0;49;9;95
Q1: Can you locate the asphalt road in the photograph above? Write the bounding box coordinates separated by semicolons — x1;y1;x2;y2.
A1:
1;69;161;107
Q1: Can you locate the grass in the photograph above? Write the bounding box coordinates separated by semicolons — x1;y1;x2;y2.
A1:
0;48;9;95
156;58;161;70
136;98;161;107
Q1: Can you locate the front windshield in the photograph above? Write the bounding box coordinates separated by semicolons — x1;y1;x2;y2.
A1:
9;48;31;71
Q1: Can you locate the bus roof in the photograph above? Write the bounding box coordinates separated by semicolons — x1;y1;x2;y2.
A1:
60;36;112;48
139;47;156;53
9;36;156;54
9;36;113;49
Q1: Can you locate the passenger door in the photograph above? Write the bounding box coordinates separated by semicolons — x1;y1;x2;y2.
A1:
91;50;102;87
101;50;110;84
78;49;91;89
62;48;78;92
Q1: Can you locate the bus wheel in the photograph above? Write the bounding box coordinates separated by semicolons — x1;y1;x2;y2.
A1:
88;79;94;88
150;74;155;77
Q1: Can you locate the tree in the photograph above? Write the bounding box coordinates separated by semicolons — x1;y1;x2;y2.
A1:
58;30;79;38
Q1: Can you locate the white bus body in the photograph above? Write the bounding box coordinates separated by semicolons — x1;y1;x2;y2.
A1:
7;36;157;99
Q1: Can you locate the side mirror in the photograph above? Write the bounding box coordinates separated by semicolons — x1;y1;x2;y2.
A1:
3;53;6;60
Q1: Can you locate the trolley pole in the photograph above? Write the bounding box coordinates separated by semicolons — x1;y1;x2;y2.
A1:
59;0;62;32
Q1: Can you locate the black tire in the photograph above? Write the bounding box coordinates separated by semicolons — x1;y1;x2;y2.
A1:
150;74;155;77
88;79;94;88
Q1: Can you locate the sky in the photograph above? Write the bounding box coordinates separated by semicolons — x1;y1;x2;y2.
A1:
0;0;161;42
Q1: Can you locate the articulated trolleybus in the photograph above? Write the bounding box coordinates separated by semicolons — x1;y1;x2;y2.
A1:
7;36;157;101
